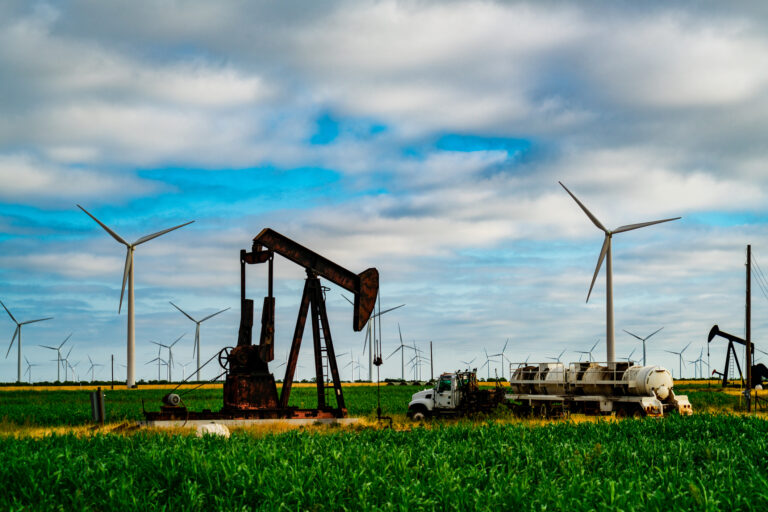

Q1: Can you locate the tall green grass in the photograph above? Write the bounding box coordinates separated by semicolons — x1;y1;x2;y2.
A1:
1;415;766;511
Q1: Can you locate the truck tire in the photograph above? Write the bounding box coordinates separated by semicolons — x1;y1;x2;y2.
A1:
408;405;429;421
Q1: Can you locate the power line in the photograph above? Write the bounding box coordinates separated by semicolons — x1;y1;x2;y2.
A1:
750;251;768;302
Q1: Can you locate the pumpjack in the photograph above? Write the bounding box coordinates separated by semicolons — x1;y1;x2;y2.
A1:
144;228;378;421
708;325;768;388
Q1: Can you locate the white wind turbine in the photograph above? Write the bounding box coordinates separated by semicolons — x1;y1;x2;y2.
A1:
1;300;53;383
385;323;413;381
40;333;72;382
77;205;193;388
559;182;680;363
623;327;664;367
87;355;103;383
665;342;691;379
169;302;229;381
151;333;185;382
24;357;40;384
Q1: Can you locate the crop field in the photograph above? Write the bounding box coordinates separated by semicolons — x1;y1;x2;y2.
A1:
1;382;767;510
1;414;768;510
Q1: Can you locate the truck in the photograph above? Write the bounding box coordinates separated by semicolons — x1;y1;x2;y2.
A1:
406;370;506;420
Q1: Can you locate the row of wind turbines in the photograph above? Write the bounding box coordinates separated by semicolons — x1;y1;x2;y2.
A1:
2;205;231;384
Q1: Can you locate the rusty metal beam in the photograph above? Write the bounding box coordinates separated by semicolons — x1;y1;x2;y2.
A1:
279;280;312;408
253;228;378;331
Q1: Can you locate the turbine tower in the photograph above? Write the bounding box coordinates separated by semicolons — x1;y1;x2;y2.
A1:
623;327;664;366
1;300;53;383
169;302;229;381
77;205;193;388
559;182;680;363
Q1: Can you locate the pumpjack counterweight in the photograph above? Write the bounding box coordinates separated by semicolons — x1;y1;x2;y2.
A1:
144;228;378;421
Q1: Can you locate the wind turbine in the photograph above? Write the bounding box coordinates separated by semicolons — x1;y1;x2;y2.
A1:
665;342;691;379
87;355;104;383
61;346;74;381
385;323;411;381
150;333;185;382
344;294;404;381
40;333;72;382
460;357;476;370
147;356;168;381
178;361;193;381
490;339;512;380
480;348;500;380
24;357;40;384
620;348;637;364
1;300;53;383
169;302;229;381
68;360;81;382
548;349;566;363
77;205;194;388
623;327;664;366
559;182;680;363
575;340;599;362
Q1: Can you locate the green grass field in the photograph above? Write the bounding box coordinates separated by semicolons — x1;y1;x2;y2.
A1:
1;415;767;511
1;382;766;510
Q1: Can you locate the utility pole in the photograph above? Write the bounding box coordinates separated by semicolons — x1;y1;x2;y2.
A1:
746;245;752;412
430;341;433;381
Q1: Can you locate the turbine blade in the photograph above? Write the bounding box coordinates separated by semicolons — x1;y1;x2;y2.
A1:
372;304;406;318
133;220;194;246
645;327;664;341
169;302;196;322
558;182;608;233
681;342;691;354
119;249;131;314
623;329;644;342
587;236;610;303
613;217;681;234
39;345;58;350
386;346;402;360
59;333;73;348
6;326;19;358
21;317;53;325
398;323;404;346
200;307;230;323
341;294;354;306
77;205;129;246
170;333;185;347
0;300;17;324
502;338;509;353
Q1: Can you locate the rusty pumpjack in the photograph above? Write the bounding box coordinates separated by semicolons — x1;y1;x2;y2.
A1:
144;228;378;421
707;324;768;388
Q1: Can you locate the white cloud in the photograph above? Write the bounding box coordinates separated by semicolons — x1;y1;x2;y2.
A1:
0;153;161;204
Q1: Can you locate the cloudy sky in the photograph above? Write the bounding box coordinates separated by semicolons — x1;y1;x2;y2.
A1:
1;0;768;384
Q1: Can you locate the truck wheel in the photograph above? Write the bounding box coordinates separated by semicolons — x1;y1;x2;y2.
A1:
408;406;428;421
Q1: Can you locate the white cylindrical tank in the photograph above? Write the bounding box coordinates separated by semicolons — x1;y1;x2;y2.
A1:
542;363;566;395
621;365;674;399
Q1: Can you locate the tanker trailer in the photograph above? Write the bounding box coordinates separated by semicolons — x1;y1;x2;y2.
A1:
507;361;692;417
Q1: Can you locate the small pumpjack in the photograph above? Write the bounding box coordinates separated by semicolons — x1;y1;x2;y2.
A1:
144;228;378;421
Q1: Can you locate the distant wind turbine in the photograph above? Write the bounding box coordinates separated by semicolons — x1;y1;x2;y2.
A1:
548;349;566;363
150;333;185;382
40;333;72;382
169;302;229;381
78;205;194;388
575;340;599;362
1;300;53;383
24;357;40;384
623;327;664;366
385;323;413;381
665;342;691;379
87;355;104;383
559;182;680;363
